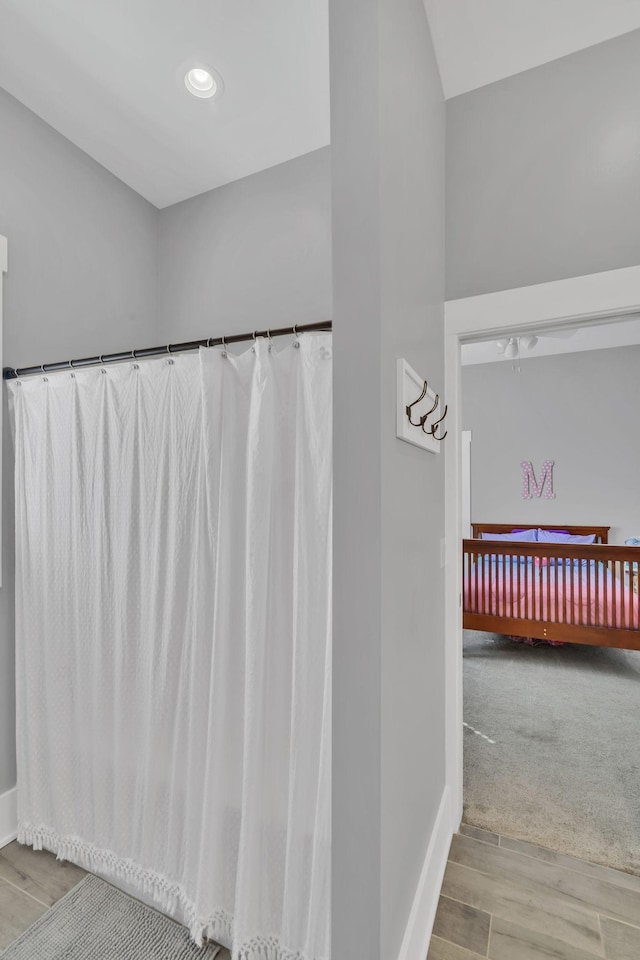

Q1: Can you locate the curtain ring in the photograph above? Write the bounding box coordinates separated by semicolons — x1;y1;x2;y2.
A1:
293;324;300;349
267;329;273;352
221;336;228;358
252;330;257;353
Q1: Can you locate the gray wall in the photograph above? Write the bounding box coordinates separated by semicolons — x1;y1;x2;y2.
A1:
462;346;640;544
446;29;640;300
330;0;382;952
157;148;332;342
331;0;445;956
0;87;158;795
379;0;446;955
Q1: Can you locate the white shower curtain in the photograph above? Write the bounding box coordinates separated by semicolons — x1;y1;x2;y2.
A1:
8;334;331;960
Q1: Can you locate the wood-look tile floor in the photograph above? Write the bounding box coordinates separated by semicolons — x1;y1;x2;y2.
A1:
428;824;640;960
0;840;232;957
5;826;638;959
0;840;87;951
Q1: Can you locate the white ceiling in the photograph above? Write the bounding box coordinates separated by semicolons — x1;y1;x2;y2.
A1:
3;3;640;208
424;0;640;98
0;0;330;208
461;316;640;366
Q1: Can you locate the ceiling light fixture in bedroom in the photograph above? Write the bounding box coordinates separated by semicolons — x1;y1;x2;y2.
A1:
504;339;519;359
184;65;222;99
495;335;538;359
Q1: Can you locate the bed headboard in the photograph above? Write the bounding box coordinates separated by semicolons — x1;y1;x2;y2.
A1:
471;522;610;544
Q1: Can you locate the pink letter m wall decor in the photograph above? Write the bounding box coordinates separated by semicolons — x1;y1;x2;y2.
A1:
521;460;555;500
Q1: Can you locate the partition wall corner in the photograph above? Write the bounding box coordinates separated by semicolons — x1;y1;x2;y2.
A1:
0;232;6;590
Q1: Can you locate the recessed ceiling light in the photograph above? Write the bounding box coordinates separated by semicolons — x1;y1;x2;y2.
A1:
184;67;218;99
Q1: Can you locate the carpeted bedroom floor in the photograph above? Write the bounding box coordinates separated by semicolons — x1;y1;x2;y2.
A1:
463;630;640;876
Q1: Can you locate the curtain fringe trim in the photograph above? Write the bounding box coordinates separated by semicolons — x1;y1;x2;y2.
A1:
18;823;328;960
18;823;233;947
235;938;327;960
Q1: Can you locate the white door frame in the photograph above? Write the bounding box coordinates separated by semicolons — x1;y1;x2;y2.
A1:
443;264;640;827
461;431;471;540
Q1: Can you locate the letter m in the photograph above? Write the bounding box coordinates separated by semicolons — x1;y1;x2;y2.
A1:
521;460;555;500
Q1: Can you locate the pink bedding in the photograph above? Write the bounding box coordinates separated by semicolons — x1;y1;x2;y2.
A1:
464;557;639;630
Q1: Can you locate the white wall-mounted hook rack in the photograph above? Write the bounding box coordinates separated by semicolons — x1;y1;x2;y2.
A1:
396;358;443;454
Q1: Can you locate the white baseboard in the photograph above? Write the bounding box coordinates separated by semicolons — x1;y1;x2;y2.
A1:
396;784;454;960
0;786;18;848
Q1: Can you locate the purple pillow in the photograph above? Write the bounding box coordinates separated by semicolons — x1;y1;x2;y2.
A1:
481;529;537;542
537;528;596;545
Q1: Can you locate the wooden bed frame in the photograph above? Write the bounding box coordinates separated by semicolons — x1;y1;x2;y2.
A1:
463;523;640;650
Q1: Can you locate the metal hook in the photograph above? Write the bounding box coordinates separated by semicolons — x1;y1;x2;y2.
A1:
419;393;440;429
429;404;448;441
266;329;273;352
293;324;300;348
252;330;257;353
221;336;228;357
406;380;428;426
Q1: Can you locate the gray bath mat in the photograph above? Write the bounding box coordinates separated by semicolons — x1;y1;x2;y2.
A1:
3;874;221;959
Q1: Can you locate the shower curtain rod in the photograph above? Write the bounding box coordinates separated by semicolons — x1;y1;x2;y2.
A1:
3;320;332;380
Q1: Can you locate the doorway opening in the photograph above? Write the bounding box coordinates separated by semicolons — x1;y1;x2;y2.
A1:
444;267;640;873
